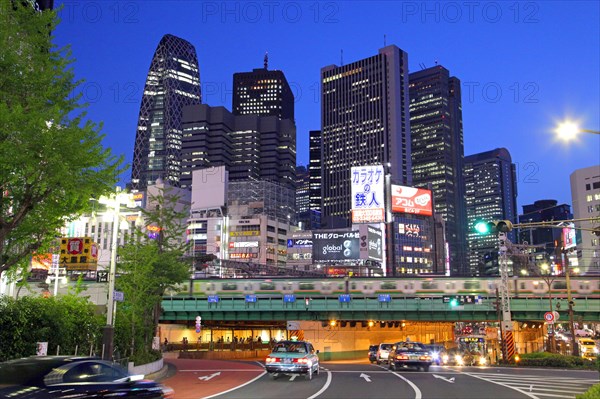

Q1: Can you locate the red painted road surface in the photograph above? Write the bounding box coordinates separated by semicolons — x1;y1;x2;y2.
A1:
162;358;266;399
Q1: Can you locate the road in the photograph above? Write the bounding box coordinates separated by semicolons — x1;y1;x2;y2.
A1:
161;359;598;399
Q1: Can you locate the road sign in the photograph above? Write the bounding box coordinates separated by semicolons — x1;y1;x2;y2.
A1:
113;291;124;302
544;311;555;323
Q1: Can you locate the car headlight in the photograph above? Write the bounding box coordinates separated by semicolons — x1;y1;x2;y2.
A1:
431;352;439;360
594;347;599;354
442;355;449;363
478;357;487;365
455;355;463;366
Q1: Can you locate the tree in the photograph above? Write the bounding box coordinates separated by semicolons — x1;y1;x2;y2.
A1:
0;3;123;279
114;186;190;363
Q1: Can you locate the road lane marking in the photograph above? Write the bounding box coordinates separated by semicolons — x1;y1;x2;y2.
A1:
433;374;455;383
389;372;422;399
465;372;539;399
180;369;263;372
200;370;266;399
307;369;332;399
198;372;221;381
359;373;372;382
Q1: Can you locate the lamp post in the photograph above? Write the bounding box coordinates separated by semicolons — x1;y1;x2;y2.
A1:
562;249;579;357
554;120;600;141
99;188;135;360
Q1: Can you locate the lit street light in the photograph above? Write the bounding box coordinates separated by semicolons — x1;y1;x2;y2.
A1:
554;120;600;141
98;187;136;360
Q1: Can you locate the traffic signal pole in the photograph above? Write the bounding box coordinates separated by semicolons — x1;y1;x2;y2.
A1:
497;232;515;363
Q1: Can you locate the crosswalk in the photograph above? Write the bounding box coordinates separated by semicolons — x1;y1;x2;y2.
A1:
464;371;598;399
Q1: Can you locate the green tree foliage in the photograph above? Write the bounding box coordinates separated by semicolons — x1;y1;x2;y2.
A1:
114;187;190;363
0;294;104;362
0;3;123;278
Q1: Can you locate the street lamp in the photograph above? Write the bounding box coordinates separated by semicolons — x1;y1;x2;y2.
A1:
554;119;600;141
98;187;136;360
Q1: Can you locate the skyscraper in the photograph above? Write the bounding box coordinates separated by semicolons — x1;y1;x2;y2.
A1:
181;104;296;191
464;148;518;276
409;65;467;276
131;34;201;191
232;56;294;121
320;45;412;227
308;130;322;213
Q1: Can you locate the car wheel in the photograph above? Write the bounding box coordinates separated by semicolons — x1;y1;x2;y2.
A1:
389;361;395;371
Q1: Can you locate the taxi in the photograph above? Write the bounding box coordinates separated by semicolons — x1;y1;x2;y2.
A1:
265;340;320;380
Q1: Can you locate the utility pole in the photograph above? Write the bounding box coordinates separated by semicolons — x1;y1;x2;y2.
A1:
497;232;515;363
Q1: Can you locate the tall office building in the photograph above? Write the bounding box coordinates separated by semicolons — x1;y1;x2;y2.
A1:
409;65;467;276
232;58;294;121
320;45;412;227
181;104;296;191
464;148;518;276
308;130;322;212
131;34;201;191
518;200;572;251
570;165;600;274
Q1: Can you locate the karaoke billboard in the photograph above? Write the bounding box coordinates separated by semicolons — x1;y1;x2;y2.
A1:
351;165;385;223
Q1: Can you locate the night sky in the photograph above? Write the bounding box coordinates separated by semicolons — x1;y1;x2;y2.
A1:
52;1;600;212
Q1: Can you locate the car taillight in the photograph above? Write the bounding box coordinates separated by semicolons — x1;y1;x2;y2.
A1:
293;358;308;364
266;357;279;363
396;355;409;360
419;356;431;361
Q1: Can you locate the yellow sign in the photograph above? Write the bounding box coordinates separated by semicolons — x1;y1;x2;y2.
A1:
59;237;98;271
230;231;260;237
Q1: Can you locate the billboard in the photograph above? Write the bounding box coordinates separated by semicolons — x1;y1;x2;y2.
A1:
351;165;385;223
287;238;313;248
367;226;383;261
391;185;433;216
562;223;576;249
59;237;98;271
312;231;360;262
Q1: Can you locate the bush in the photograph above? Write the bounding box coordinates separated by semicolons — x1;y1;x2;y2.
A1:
576;383;600;399
518;352;596;369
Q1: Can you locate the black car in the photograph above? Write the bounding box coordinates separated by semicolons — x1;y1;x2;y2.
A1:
368;345;378;363
0;356;172;398
388;341;432;372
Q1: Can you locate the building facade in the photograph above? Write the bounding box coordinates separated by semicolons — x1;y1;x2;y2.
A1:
232;64;294;121
409;65;467;276
131;34;201;191
464;148;518;276
181;104;296;191
320;45;412;228
570;165;600;275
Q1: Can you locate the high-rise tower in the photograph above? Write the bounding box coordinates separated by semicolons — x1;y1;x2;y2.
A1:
232;56;294;121
409;65;467;276
464;148;518;276
131;34;201;191
320;45;412;227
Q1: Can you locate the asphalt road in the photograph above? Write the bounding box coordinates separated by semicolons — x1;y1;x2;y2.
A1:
161;359;599;399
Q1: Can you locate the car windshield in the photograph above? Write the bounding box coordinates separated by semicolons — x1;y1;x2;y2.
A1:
397;342;427;351
273;342;307;353
369;345;378;351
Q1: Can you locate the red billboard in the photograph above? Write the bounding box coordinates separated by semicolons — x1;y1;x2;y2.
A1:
391;185;433;216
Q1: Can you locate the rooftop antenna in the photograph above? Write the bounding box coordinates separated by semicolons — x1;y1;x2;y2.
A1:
264;52;268;69
341;49;344;66
435;59;438;66
384;34;387;47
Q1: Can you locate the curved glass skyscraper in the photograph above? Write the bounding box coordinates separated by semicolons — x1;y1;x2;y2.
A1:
131;34;201;190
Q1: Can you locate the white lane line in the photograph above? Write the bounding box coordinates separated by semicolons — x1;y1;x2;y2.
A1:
465;372;539;399
508;383;588;393
390;372;422;399
180;369;263;372
532;394;582;399
307;369;332;399
200;370;267;399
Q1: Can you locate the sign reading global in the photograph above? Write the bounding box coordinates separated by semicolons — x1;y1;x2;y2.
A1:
312;231;360;262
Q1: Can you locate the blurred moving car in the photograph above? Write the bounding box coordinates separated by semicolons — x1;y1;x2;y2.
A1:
368;345;378;363
0;356;172;398
442;348;487;366
265;340;320;380
376;343;394;365
388;341;432;372
426;344;447;365
579;338;599;361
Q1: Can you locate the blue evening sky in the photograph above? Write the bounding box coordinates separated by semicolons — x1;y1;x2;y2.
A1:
52;1;600;212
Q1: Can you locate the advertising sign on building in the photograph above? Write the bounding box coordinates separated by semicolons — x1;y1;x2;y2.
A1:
351;165;385;223
287;238;313;248
562;223;576;249
59;237;98;271
391;185;433;216
367;226;383;261
312;230;360;262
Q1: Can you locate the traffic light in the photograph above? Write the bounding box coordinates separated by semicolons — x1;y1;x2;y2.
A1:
449;297;460;307
474;220;513;235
